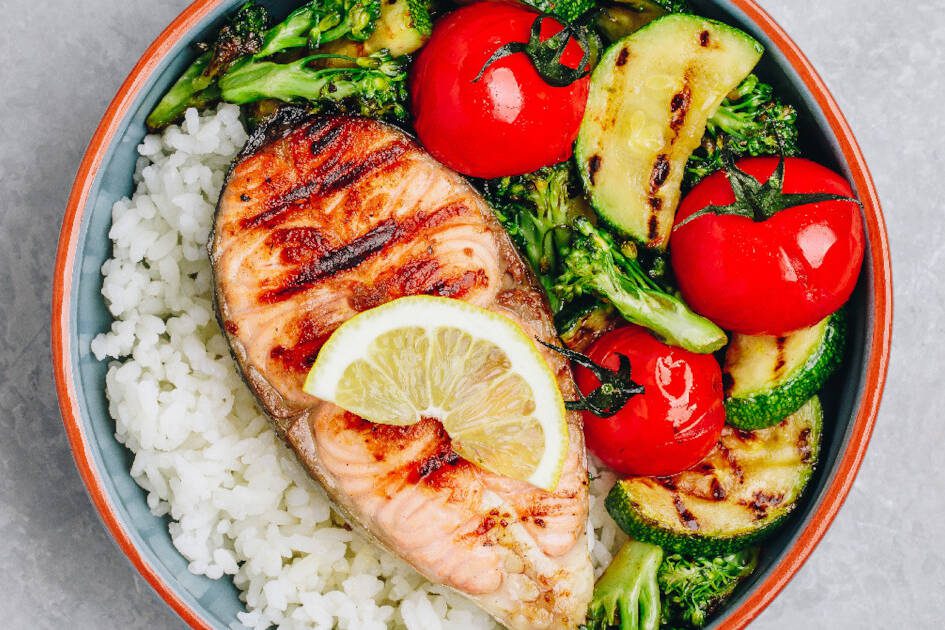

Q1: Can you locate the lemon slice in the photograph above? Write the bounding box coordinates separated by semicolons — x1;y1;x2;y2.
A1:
303;296;568;491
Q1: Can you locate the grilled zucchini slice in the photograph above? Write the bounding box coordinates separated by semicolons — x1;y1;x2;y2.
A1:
724;311;846;430
605;397;822;556
575;15;762;249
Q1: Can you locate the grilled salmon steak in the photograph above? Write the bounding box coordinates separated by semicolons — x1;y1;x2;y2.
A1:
210;109;593;629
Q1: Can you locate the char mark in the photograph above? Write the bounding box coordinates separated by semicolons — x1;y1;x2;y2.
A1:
773;336;788;375
241;136;410;229
588;155;602;185
238;106;319;160
647;211;661;241
669;84;692;135
262;221;399;303
673;494;700;531
616;48;630;66
263;202;470;304
649;154;670;193
700;30;710;47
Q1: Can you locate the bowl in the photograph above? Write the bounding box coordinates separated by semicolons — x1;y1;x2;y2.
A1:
51;1;893;628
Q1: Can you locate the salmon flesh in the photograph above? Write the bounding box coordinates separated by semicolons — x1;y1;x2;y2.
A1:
210;109;593;629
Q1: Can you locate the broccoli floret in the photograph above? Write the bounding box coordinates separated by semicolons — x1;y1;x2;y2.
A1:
485;162;593;312
219;50;408;119
147;2;269;131
555;218;727;354
588;540;664;630
205;1;272;78
658;549;759;628
257;0;382;57
686;74;800;185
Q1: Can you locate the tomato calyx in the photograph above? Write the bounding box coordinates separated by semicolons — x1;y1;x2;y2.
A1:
472;15;593;88
675;155;861;229
538;339;645;418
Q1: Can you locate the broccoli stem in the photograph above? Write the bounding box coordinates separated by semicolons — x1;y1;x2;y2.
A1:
598;273;728;355
558;219;727;354
588;540;663;630
218;52;407;119
146;53;219;131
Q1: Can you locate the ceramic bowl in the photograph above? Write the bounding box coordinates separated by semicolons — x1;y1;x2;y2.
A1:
52;1;892;627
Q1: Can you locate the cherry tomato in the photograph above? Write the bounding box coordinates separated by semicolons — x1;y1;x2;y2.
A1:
671;157;865;335
410;2;590;178
575;326;724;477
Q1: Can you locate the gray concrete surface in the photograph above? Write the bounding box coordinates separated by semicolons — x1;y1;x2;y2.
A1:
0;0;938;628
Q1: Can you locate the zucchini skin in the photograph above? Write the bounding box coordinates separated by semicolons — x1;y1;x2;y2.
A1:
725;311;846;430
606;398;822;556
604;484;787;556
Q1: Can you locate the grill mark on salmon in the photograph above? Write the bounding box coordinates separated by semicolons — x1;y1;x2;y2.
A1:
211;114;592;629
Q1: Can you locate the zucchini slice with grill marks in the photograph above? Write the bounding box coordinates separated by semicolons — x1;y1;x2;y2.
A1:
724;311;846;430
575;14;762;249
605;397;823;556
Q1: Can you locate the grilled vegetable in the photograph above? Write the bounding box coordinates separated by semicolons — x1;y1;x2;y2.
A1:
587;539;663;630
724;311;846;430
146;1;270;130
256;0;382;57
485;162;592;312
146;53;221;131
555;218;727;354
555;298;619;351
219;51;408;119
575;14;762;249
320;0;433;59
686;73;800;186
605;397;823;555
658;548;759;627
595;0;690;42
521;0;597;23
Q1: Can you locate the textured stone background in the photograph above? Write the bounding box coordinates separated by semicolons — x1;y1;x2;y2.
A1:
0;0;937;627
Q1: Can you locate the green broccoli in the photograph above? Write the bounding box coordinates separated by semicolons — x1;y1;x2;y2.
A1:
555;217;727;354
219;50;408;119
588;540;664;630
147;2;269;131
485;162;593;312
205;1;272;78
147;0;385;130
686;74;800;185
257;0;382;57
658;549;759;628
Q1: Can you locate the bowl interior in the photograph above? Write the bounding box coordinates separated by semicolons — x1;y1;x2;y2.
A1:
62;1;880;627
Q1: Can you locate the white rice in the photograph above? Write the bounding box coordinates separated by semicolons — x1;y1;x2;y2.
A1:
91;104;625;630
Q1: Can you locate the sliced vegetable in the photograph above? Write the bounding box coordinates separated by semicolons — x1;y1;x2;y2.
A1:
606;397;823;555
555;298;619;351
595;0;689;42
725;311;846;430
658;548;759;627
555;218;727;354
671;157;864;335
587;539;664;630
575;14;762;249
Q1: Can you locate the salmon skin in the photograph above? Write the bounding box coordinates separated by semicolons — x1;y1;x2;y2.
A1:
210;108;592;629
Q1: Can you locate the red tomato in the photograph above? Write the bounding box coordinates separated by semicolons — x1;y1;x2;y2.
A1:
575;326;724;477
410;2;590;178
671;157;865;335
